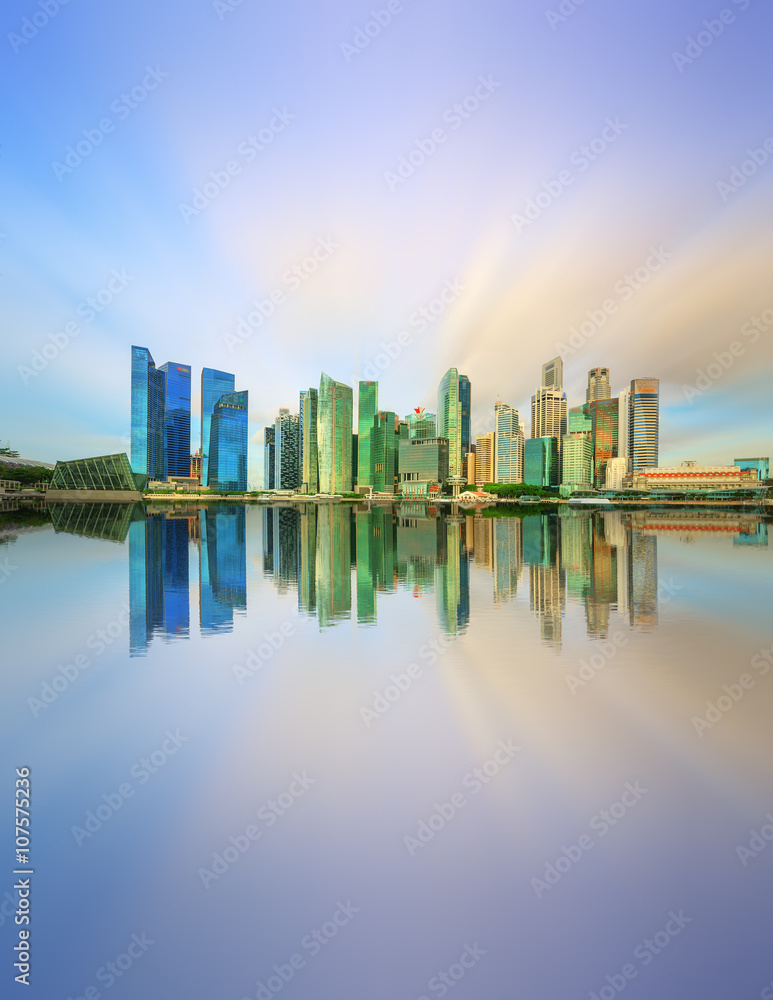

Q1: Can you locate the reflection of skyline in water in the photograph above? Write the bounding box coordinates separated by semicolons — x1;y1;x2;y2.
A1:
44;501;769;652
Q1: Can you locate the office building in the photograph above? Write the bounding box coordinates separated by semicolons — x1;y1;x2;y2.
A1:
208;391;248;492
264;427;276;490
590;397;619;488
542;356;563;390
158;363;191;478
274;409;300;490
475;432;495;486
201;368;235;486
605;456;628;491
628;462;760;492
618;387;631;472
561;435;594;490
318;372;353;494
587;367;611;403
357;381;378;489
406;408;437;440
398;437;449;494
531;388;567;445
438;368;471;478
131;346;165;479
629;378;659;473
302;387;319;493
524;437;559;487
567;403;592;436
494;401;524;483
299;390;307;487
735;457;769;481
370;411;398;493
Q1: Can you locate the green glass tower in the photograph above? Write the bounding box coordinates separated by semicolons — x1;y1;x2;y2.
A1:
317;372;353;494
370;410;398;493
302;387;319;494
438;368;470;478
357;381;378;488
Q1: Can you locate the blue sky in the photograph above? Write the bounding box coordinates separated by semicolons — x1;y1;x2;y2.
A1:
1;0;771;485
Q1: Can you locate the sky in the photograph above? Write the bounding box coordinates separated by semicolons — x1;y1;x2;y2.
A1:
1;0;772;486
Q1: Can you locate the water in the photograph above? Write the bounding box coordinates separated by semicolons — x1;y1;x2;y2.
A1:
2;501;772;1000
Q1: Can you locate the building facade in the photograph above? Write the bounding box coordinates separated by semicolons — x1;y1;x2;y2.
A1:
561;434;594;490
406;408;437;440
201;368;235;487
318;372;353;493
131;346;165;479
587;367;611;403
209;391;248;492
618;387;631;473
494;402;524;483
627;462;760;492
590;397;619;488
475;432;495;486
542;356;563;390
398;437;449;491
605;456;628;491
264;427;276;489
629;378;659;473
274;409;300;490
370;411;398;493
302;387;319;493
735;457;769;481
438;368;471;479
357;381;378;488
524;437;559;487
159;362;191;479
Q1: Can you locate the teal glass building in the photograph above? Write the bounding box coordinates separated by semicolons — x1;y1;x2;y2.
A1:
201;368;235;486
209;390;249;491
524;437;559;487
131;346;165;479
357;381;378;488
370;411;398;492
159;362;191;478
318;372;353;494
302;388;319;493
438;368;469;478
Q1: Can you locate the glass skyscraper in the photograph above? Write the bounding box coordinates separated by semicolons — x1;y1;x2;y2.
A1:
438;368;470;479
209;390;248;491
494;401;524;483
629;378;659;473
590;397;619;487
357;381;378;488
274;409;300;490
159;362;191;478
201;368;235;487
302;388;319;493
406;408;436;440
524;437;559;487
370;410;398;493
131;346;165;479
318;372;353;494
586;367;611;403
264;427;276;489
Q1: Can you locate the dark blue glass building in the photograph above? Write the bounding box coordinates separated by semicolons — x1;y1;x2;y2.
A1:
159;362;191;478
209;390;249;492
200;507;247;634
201;368;235;487
131;346;165;479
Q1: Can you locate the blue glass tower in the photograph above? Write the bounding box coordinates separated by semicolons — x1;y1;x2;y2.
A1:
131;346;165;479
159;363;191;478
209;390;249;491
201;368;235;487
200;507;247;634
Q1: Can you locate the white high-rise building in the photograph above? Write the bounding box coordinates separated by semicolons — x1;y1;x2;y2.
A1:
494;402;524;483
475;432;495;486
541;356;563;390
605;457;628;491
618;387;631;472
587;367;611;402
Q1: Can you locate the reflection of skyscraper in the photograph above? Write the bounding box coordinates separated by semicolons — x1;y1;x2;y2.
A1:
316;505;351;626
437;517;470;634
274;508;300;593
202;369;235;487
559;510;592;601
587;518;617;637
158;363;191;478
200;507;246;634
262;507;274;574
472;515;493;570
629;529;658;628
355;507;397;622
493;518;522;601
129;513;190;654
131;346;165;480
298;504;318;614
396;510;442;594
524;515;565;648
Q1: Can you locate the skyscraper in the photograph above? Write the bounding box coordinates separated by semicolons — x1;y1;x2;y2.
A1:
264;427;276;489
438;368;471;478
618;387;631;473
629;379;659;473
475;432;495;486
494;401;524;484
209;390;248;492
531;388;567;444
561;434;594;489
357;381;378;489
131;346;165;479
542;356;563;390
274;409;300;490
406;408;437;439
318;372;353;494
586;367;611;403
201;368;235;487
590;397;619;487
159;362;191;478
524;437;559;487
302;387;319;493
299;390;307;488
370;410;398;492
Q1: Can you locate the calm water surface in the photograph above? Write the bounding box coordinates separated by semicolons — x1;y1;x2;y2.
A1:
1;502;772;1000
